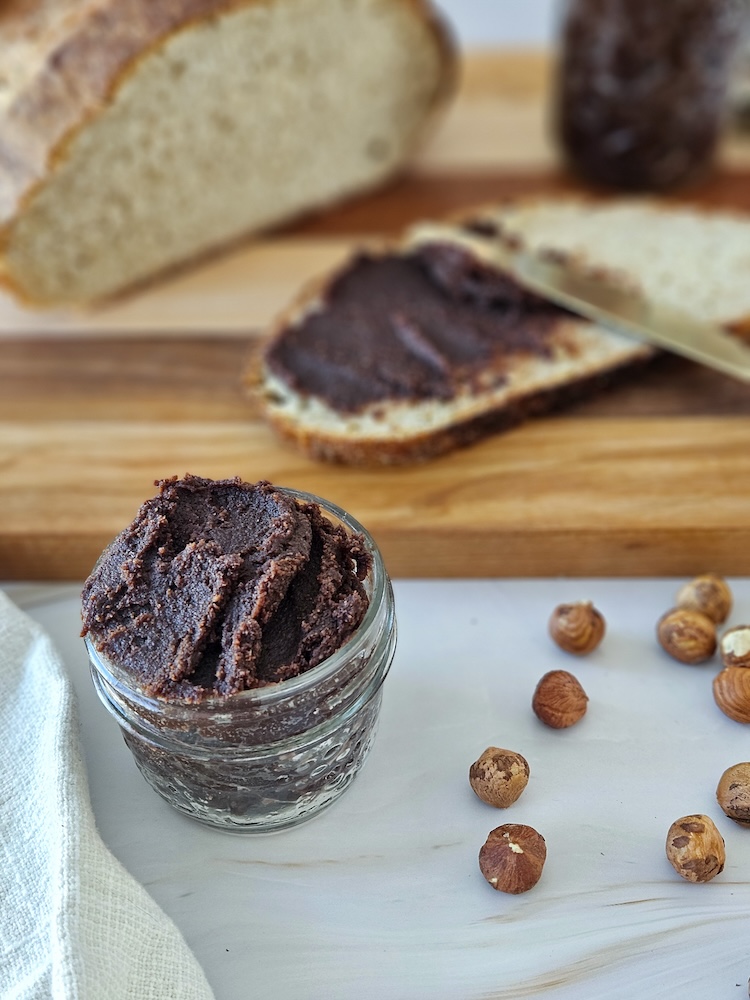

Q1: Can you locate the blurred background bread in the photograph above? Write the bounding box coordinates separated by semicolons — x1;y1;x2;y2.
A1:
0;0;454;306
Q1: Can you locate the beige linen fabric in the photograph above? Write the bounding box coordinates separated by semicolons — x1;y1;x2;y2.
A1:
0;591;215;1000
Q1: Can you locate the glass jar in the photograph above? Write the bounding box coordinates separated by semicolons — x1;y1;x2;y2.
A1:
86;490;396;834
555;0;745;190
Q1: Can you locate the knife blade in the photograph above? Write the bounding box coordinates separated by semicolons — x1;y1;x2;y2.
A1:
502;245;750;383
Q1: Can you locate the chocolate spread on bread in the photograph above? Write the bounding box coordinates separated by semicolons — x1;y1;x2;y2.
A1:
81;476;371;700
265;242;570;413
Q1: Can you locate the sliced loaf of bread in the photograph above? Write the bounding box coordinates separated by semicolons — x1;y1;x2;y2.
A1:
0;0;454;305
252;198;750;466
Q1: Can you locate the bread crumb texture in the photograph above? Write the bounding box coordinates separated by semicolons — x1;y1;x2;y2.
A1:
489;199;750;327
1;0;449;303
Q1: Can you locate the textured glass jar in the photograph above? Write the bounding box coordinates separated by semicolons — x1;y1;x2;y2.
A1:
86;490;396;833
555;0;745;190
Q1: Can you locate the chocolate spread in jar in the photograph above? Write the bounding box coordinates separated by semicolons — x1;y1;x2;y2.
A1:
264;242;570;414
555;0;743;190
81;476;371;701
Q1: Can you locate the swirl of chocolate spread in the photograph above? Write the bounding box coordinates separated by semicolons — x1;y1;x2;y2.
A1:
265;241;568;413
81;475;371;700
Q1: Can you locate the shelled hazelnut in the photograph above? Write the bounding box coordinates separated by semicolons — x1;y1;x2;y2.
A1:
532;670;588;729
719;625;750;669
478;823;547;893
713;666;750;723
716;762;750;826
665;814;725;883
469;748;530;808
548;601;605;655
676;573;732;625
656;607;716;664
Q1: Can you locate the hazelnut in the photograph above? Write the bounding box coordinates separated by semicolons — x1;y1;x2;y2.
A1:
713;666;750;723
532;670;588;729
716;762;750;826
548;600;605;655
656;608;716;664
675;572;732;624
719;625;750;669
665;814;725;883
469;747;530;808
478;823;547;893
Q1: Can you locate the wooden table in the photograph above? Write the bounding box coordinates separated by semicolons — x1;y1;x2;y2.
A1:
2;52;750;580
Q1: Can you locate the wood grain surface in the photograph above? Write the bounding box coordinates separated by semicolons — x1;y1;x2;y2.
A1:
2;52;750;580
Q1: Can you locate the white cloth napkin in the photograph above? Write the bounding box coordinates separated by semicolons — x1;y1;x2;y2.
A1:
0;591;215;1000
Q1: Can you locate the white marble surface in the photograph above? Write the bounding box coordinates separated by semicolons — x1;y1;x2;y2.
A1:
6;579;750;1000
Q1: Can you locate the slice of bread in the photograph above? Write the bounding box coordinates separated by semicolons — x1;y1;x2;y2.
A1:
481;198;750;329
252;197;750;466
251;215;654;465
0;0;454;306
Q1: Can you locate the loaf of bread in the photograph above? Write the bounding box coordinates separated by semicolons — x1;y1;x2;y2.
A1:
252;197;750;466
0;0;454;305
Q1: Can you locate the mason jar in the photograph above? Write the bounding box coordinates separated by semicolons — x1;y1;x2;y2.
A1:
555;0;745;190
86;489;396;833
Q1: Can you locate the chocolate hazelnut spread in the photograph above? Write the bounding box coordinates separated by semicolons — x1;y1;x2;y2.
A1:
265;242;569;413
81;475;371;701
556;0;743;190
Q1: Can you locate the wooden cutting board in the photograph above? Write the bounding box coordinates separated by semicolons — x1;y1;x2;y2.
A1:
3;52;750;581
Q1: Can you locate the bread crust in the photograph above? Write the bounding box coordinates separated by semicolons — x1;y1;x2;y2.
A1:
0;0;456;292
259;354;652;466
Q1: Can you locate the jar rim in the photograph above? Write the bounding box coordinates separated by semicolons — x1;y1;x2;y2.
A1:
85;486;389;712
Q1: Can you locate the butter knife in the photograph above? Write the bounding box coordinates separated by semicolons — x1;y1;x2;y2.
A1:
502;246;750;383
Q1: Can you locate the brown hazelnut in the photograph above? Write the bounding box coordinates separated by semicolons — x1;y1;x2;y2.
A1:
719;625;750;669
716;762;750;826
478;823;547;893
675;573;732;625
469;748;530;808
548;600;605;655
713;666;750;723
656;607;716;664
532;670;588;729
665;814;725;883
